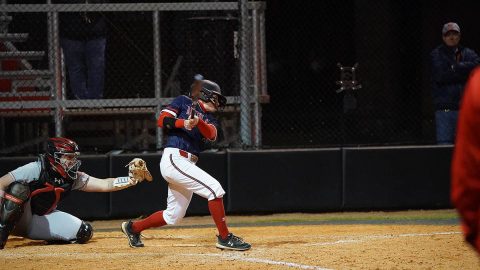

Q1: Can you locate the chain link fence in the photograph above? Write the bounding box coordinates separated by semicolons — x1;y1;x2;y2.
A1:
1;1;478;155
0;1;265;154
262;0;480;148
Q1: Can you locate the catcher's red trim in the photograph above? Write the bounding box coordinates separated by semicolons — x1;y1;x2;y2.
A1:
4;193;23;205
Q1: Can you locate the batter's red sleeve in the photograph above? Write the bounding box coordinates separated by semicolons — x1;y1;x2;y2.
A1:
197;118;217;140
157;111;184;128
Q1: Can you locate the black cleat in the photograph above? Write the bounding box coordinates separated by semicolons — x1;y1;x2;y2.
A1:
216;233;251;251
121;220;144;248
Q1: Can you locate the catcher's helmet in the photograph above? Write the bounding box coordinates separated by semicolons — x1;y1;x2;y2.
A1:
199;79;227;109
46;137;81;180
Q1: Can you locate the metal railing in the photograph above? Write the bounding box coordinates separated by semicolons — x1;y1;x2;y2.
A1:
0;2;267;153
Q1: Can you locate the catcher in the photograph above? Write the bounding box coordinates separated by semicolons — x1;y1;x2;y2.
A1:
121;75;251;251
0;137;152;249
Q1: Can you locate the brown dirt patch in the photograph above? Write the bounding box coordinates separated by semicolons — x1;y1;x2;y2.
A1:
1;210;479;270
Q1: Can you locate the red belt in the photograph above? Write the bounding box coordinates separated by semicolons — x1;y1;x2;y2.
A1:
179;149;198;163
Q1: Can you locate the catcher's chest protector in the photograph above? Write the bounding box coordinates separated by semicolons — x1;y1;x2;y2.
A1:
28;155;74;216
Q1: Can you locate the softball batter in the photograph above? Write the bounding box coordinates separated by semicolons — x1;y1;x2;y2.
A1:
121;75;251;251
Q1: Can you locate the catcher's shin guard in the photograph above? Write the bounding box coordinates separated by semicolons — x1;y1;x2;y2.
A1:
45;221;92;245
0;182;30;249
75;221;93;244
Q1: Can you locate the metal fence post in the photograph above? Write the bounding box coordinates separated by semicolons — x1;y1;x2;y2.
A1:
259;5;267;97
252;7;261;148
153;10;163;150
47;0;62;137
239;0;251;147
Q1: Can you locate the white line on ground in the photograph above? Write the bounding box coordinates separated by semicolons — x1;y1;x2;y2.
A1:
0;252;161;258
148;244;200;247
184;253;333;270
306;231;461;246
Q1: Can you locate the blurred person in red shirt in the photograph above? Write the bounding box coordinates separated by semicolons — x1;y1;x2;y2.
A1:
451;66;480;254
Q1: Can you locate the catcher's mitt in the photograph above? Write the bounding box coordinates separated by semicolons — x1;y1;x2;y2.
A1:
126;158;153;183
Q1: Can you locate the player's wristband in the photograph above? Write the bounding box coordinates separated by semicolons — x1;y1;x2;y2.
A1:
113;176;132;188
163;117;176;129
163;117;184;129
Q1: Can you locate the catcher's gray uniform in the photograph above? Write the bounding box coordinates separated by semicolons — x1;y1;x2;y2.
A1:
8;160;89;241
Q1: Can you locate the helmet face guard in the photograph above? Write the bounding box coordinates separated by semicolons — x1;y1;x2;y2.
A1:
199;80;227;109
53;152;81;180
47;137;81;180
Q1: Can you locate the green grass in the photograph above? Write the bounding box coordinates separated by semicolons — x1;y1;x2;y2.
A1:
228;209;460;226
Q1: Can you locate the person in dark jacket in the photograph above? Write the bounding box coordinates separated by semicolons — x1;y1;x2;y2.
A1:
430;22;480;144
59;0;107;99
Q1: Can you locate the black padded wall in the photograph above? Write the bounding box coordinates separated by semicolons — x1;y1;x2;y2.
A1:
226;149;343;213
0;145;455;219
342;146;452;210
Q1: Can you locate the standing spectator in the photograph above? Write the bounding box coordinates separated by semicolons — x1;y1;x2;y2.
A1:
430;22;480;144
451;67;480;255
59;0;107;99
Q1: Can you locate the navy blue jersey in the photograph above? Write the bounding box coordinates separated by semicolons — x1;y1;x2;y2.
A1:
162;95;219;156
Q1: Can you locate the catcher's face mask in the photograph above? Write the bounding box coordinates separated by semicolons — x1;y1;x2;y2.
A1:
55;152;81;180
47;137;81;180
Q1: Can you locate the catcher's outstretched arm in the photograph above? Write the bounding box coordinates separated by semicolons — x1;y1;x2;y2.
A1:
82;158;152;192
81;176;137;192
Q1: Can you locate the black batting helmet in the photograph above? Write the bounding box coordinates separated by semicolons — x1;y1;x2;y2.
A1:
199;79;227;109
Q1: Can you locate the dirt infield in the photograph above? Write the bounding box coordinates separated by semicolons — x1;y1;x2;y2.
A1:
1;209;479;270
